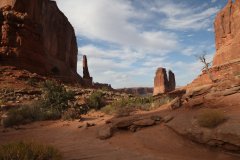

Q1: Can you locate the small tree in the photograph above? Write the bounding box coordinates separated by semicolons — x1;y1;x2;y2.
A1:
195;51;214;82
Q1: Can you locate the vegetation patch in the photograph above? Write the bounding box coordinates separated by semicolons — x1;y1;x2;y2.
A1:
151;96;173;109
234;71;240;77
26;77;38;86
87;91;105;110
41;80;75;112
0;141;62;160
101;96;171;116
2;104;61;127
197;109;227;128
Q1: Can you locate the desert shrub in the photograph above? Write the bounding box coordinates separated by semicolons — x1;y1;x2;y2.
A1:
101;105;115;115
41;80;74;112
62;108;81;120
2;105;61;127
197;109;227;128
234;71;240;77
87;91;105;110
26;77;38;86
0;142;62;160
101;96;154;116
151;96;173;109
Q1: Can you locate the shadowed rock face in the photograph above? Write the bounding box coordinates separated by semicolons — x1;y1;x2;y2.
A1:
213;0;240;66
153;68;176;96
168;70;176;91
82;55;93;86
83;55;91;79
0;0;83;84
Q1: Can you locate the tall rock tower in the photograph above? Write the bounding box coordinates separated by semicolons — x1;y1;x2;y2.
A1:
82;55;93;86
153;68;176;96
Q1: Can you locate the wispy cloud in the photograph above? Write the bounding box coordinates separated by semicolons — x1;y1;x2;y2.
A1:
148;1;220;30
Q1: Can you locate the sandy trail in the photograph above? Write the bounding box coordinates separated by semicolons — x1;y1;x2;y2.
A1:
0;116;239;160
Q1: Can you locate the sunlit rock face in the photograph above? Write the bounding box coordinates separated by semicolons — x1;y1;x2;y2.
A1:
0;0;83;83
213;0;240;66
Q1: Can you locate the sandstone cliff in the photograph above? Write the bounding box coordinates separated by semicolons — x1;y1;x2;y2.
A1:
0;0;83;83
188;0;240;88
213;0;240;66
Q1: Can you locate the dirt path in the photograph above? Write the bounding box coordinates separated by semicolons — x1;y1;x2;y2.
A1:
0;118;239;160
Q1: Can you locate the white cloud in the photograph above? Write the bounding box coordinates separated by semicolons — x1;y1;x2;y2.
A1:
211;0;217;3
56;0;219;88
147;1;219;30
57;0;179;53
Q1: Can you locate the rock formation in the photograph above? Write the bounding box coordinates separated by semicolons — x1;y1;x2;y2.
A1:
188;0;240;88
0;0;83;83
153;68;176;96
213;0;240;66
82;55;93;86
168;70;176;91
83;55;91;79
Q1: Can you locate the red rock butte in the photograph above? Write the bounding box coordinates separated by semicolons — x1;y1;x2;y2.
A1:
0;0;83;84
153;68;176;96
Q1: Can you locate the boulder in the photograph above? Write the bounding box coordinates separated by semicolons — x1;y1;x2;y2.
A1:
97;126;113;140
169;97;181;110
133;119;155;127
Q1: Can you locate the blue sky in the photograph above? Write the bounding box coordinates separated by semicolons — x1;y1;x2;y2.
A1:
56;0;227;88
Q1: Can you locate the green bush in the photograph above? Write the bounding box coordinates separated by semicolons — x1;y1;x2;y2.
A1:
41;81;74;112
197;109;227;128
0;142;62;160
26;78;38;86
2;105;61;127
101;96;153;116
62;108;81;120
151;96;173;109
87;91;105;110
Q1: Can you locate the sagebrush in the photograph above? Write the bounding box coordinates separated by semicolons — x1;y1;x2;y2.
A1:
0;141;62;160
197;109;227;128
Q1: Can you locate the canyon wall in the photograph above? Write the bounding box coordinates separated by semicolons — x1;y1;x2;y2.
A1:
0;0;82;83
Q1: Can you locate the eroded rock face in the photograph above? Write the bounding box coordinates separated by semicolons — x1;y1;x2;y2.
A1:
153;68;176;96
213;0;240;66
0;0;82;83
